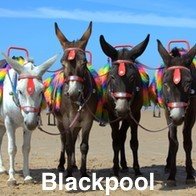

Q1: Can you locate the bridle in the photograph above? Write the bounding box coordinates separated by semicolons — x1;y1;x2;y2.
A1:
165;65;191;109
17;74;43;113
61;47;95;106
62;47;92;84
109;59;135;99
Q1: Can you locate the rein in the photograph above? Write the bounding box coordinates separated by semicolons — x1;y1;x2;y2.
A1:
129;112;173;133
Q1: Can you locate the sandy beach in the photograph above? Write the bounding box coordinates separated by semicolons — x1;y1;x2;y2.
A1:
0;109;195;195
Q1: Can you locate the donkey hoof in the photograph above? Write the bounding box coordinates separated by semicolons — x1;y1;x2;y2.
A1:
0;169;7;175
72;165;78;172
165;180;176;187
65;173;73;178
186;178;195;185
57;166;65;173
121;167;129;173
24;176;33;184
135;170;142;176
7;179;17;186
164;167;170;174
81;173;90;178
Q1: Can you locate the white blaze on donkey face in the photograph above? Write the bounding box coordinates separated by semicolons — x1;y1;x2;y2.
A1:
170;108;185;125
115;99;130;116
68;81;83;101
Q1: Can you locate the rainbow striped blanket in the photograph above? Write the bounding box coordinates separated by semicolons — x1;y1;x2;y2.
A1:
44;63;150;123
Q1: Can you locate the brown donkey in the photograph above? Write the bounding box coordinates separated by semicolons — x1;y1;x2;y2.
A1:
54;22;98;177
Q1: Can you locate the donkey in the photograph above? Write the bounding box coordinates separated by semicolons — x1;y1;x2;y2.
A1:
99;34;150;177
53;22;98;177
157;40;196;186
0;54;57;185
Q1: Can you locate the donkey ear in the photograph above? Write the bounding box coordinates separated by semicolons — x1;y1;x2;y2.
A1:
129;34;150;61
157;39;171;66
55;22;70;48
1;53;23;74
78;21;92;49
183;44;196;66
35;54;58;78
99;35;118;60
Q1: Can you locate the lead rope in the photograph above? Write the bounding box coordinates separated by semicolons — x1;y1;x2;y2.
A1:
129;111;173;133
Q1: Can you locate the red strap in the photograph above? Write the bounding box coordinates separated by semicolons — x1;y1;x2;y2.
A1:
68;50;76;60
27;78;35;95
173;68;181;84
167;102;188;108
118;62;126;76
111;92;132;98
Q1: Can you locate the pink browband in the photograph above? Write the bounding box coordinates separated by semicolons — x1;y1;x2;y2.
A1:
167;66;190;85
64;47;92;65
113;60;133;77
64;75;84;83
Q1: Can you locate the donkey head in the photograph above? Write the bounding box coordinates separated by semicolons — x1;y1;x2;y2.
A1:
157;40;196;125
100;34;150;117
3;54;57;130
55;21;92;101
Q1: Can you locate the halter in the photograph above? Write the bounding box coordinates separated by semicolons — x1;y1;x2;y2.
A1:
110;59;134;99
166;65;190;109
63;47;92;83
18;74;42;113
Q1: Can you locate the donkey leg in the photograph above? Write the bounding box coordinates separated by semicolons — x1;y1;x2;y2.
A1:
119;121;129;171
71;128;80;171
65;130;74;177
165;131;172;173
111;122;120;177
22;129;33;183
80;124;92;177
57;122;66;172
0;125;6;174
58;133;66;172
183;115;195;183
5;117;17;185
130;113;142;176
167;127;178;186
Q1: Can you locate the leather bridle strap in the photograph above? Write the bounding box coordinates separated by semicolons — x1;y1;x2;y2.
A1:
64;75;84;83
111;92;133;99
112;60;133;65
167;102;188;108
167;65;190;72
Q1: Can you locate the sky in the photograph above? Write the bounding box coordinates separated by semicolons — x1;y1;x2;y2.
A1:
0;0;196;78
